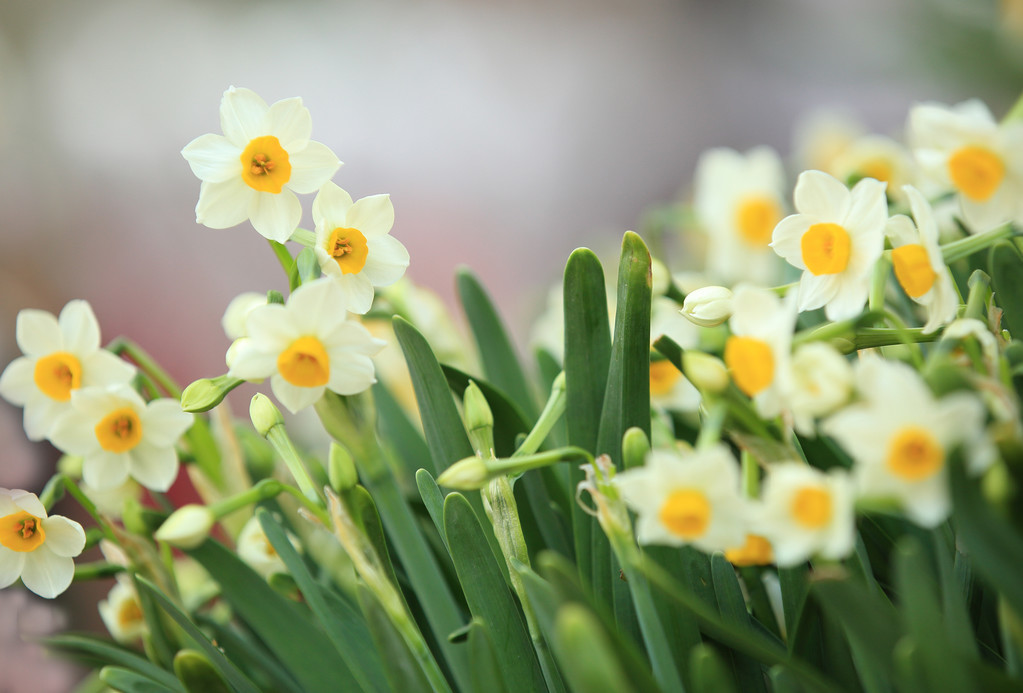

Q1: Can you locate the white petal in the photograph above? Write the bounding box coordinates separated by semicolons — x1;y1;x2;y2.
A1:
10;490;47;517
181;133;242;183
267;97;311;149
312;182;354;226
885;214;918;247
81;351;137;387
0;547;25;588
327;354;378;395
346;195;395;237
270;376;324;414
228;344;280;382
770;215;810;268
249;190;302;243
20;547;75;599
142;400;193;447
797;273;838;312
195;178;255;230
82;450;130;491
286;142;342;194
823;276;869;321
48;408;100;454
793;170;850;220
844;177;888;232
24;397;68;442
59;300;101;354
128;444;180;492
244;304;295;350
41;516;86;558
0;357;37;407
16;309;62;356
220;87;270;146
344;276;375;315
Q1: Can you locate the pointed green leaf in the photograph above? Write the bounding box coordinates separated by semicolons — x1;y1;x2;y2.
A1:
173;650;232;693
711;553;769;693
45;634;184;692
551;604;638;693
372;380;432;481
100;666;177;693
268;240;300;292
467;620;510;693
990;241;1023;337
690;644;739;693
355;583;434;693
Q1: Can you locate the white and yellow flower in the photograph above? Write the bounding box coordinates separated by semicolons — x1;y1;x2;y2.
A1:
908;99;1023;231
831;134;915;202
0;300;136;442
650;296;700;412
694;147;787;286
228;279;386;413
237;515;299;579
98;575;146;644
771;170;888;320
724;285;797;418
0;489;86;599
885;185;959;333
785;342;853;435
614;445;747;553
48;385;194;492
756;464;855;567
312;182;410;314
822;356;986;527
181;87;342;242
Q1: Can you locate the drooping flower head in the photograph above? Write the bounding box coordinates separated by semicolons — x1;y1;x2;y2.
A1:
181;87;342;242
771;170;888;321
228;278;386;413
48;385;194;492
0;489;86;599
312;182;410;314
0;300;136;442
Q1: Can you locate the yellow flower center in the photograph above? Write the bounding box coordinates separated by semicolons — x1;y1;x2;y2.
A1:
947;145;1004;202
0;511;46;553
859;159;894;184
33;351;82;402
887;426;944;482
117;598;143;629
724;336;774;396
791;486;833;529
724;534;773;566
95;407;144;453
891;243;937;298
240;136;292;194
325;227;369;275
649;359;682;396
734;196;782;247
801;222;852;275
659;489;711;540
278;336;330;388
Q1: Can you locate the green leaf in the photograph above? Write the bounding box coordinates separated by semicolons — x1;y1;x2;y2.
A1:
442;364;531;457
393;315;473;474
173;650;232;693
295;246;321;284
551;604;638;693
268;240;300;292
100;666;177;693
416;468;450;551
989;241;1023;337
197;616;302;693
355;582;434;693
443;492;547;692
711;554;769;693
372;381;432;481
257;508;387;693
456;266;539;420
186;540;359;693
467;620;510;693
45;634;184;692
689;644;739;693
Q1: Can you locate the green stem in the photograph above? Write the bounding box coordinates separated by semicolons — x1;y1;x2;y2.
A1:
850;328;940;351
741;450;759;498
869;253;891;313
71;561;124;581
941;224;1016;264
963;269;991;321
696;399;727;450
513;372;566;457
62;476;118;544
107;338;181;399
263;423;321;503
289;227;316;247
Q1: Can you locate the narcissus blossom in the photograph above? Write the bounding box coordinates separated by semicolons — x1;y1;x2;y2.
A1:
98;575;146;643
48;385;194;492
771;170;888;320
0;300;135;442
312;182;410;314
228;279;386;413
0;489;85;599
785;342;853;435
615;445;747;553
182;87;342;242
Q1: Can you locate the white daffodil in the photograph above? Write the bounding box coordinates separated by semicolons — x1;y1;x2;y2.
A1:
756;464;855;567
771;170;888;321
237;514;299;579
694;147;787;286
786;342;853;436
791;109;865;176
909;99;1023;232
724;285;797;418
650;296;700;412
822;356;986;527
228;279;386;414
831;134;915;203
312;182;410;314
614;445;747;553
886;185;959;334
98;575;146;644
48;385;194;492
0;489;85;599
181;86;342;243
0;300;136;442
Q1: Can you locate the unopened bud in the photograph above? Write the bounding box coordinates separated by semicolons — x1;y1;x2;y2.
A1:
221;292;267;341
328;442;359;492
436;456;489;490
154;505;215;549
681;286;733;327
181;375;244;413
463;381;495;455
682;351;729;393
250;393;284;437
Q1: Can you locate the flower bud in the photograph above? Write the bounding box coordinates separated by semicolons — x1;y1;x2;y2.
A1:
154;504;215;549
250;393;284;437
436;456;489;490
181;375;244;413
463;381;495;455
681;286;733;327
682;351;729;393
328;442;359;492
221;291;267;341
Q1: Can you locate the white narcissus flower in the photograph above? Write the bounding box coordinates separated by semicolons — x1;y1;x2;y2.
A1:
312;182;410;314
831;134;915;203
48;385;194;492
650;297;700;413
885;185;959;334
822;356;986;527
771;170;888;321
237;515;299;579
786;342;854;436
694;147;787;286
724;285;797;419
756;464;856;567
614;445;747;554
0;489;86;599
181;87;342;243
0;300;136;442
908;99;1023;232
98;575;146;644
228;279;386;414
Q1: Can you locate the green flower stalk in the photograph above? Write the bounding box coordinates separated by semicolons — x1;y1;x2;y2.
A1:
250;393;320;502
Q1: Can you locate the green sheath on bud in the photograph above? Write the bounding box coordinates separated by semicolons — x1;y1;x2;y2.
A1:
181;375;245;413
250;393;285;437
329;442;359;492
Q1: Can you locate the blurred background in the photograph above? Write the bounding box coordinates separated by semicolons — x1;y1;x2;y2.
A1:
1;0;1022;689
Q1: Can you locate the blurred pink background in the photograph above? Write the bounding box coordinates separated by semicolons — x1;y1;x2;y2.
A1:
1;0;1021;690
